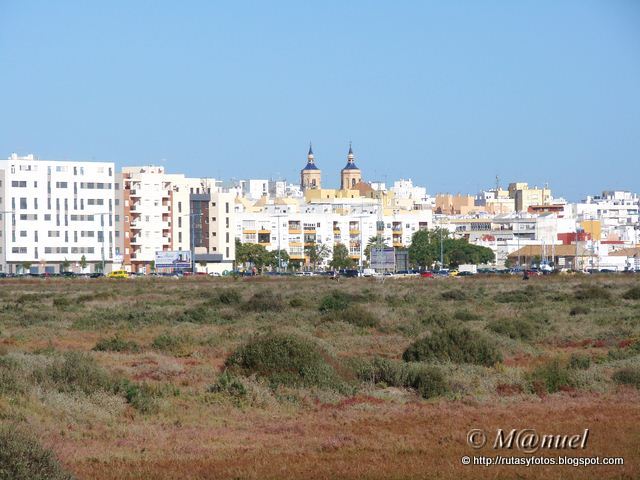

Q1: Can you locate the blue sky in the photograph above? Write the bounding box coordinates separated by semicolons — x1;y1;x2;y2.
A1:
1;1;639;200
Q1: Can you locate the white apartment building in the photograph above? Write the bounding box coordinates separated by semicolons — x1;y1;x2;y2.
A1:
116;166;235;273
236;200;432;268
0;153;116;274
576;191;639;233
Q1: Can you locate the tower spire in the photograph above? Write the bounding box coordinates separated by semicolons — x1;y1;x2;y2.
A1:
308;142;313;156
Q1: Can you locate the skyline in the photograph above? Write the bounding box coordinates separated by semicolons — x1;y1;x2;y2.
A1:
1;1;639;200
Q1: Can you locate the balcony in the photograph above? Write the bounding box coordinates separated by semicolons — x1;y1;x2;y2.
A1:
130;221;142;229
130;202;142;213
129;189;140;197
130;236;142;245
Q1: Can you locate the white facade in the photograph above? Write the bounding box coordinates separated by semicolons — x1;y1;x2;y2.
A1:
236;200;432;268
116;166;233;272
0;154;116;273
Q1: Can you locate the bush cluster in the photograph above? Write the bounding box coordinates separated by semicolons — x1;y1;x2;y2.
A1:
494;288;538;304
612;367;640;389
568;353;591;370
569;305;590;316
323;305;380;328
453;310;481;322
217;289;242;305
440;290;467;301
208;370;248;402
0;426;73;480
402;327;502;367
528;358;572;394
242;291;285;312
486;318;538;341
225;334;347;391
93;336;142;353
622;286;640;300
318;291;353;312
357;357;448;399
574;285;611;301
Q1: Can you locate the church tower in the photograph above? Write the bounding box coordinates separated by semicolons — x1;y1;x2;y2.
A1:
300;143;321;191
340;143;362;190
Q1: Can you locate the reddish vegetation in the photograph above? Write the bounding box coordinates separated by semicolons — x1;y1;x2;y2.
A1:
59;392;639;480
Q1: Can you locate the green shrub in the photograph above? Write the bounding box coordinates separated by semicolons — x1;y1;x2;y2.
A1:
38;351;113;395
0;356;25;395
289;297;304;308
120;381;159;414
356;357;448;399
408;365;448;399
607;341;640;360
319;291;352;312
402;327;502;366
151;333;187;353
225;334;347;391
574;285;611;301
242;291;285;312
453;310;481;322
441;290;467;301
420;311;451;328
569;353;591;370
178;306;214;324
529;359;572;394
569;305;590;316
217;289;242;305
324;305;380;328
0;426;74;480
208;370;247;399
622;286;640;300
494;288;537;303
486;318;538;341
93;336;141;353
612;367;640;389
52;297;72;309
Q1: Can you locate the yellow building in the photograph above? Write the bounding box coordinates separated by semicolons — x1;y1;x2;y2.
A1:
508;182;552;212
435;194;477;215
580;219;601;241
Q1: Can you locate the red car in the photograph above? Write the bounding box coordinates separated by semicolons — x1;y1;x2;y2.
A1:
420;271;434;278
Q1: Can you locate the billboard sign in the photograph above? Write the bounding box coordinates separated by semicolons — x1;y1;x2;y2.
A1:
371;247;396;270
155;250;192;269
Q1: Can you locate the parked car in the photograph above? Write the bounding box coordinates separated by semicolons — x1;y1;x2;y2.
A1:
457;271;475;276
340;269;360;278
106;270;129;279
420;271;434;278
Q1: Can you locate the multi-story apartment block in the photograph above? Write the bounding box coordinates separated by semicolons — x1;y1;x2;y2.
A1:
116;166;234;273
0;153;116;274
236;200;432;268
508;182;552;212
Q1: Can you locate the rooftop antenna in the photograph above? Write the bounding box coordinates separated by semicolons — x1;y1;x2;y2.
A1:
495;175;500;191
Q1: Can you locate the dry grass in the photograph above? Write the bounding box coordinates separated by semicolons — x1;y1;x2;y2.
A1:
0;274;639;479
